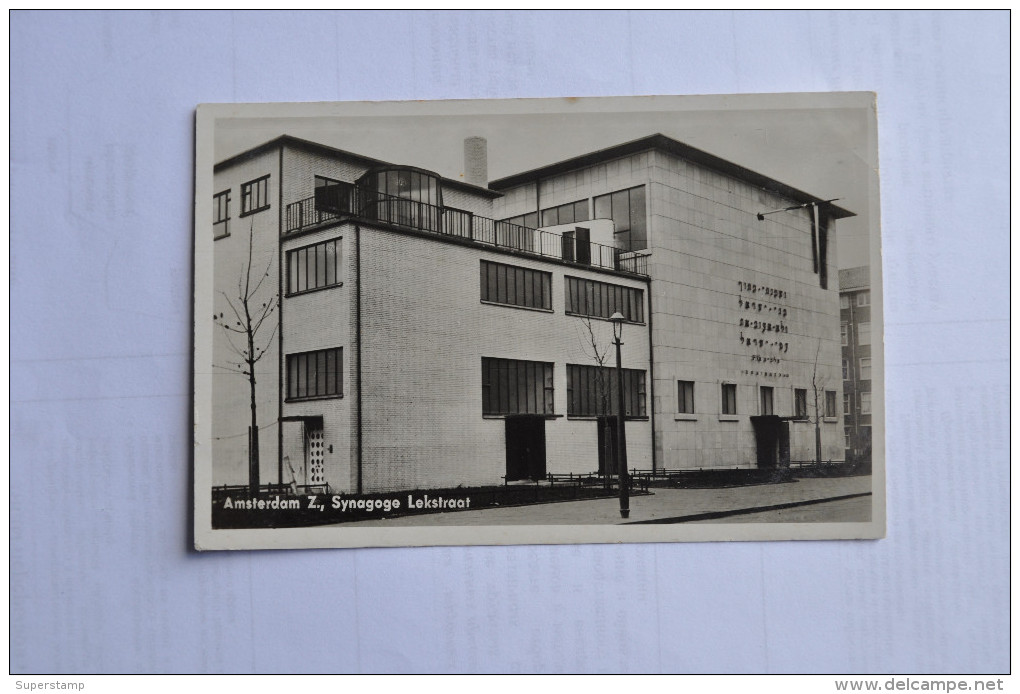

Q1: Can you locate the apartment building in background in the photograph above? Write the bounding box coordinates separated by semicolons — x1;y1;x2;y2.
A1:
211;132;854;494
839;265;873;466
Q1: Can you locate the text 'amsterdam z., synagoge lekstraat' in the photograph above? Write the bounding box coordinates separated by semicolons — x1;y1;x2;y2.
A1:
211;133;854;497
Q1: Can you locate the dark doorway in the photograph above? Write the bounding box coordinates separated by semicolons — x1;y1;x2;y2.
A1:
505;417;547;481
750;415;790;469
597;416;622;475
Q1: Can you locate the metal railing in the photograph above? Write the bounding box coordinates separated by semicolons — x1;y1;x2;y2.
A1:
284;183;649;276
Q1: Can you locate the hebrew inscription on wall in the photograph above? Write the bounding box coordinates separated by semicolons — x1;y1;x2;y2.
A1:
737;280;791;379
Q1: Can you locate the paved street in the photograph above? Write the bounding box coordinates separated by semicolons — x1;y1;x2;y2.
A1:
339;475;872;526
687;494;872;523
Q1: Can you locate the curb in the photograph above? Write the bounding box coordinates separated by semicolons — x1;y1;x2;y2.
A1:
625;492;872;524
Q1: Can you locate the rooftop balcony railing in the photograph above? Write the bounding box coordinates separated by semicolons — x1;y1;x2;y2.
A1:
285;183;648;277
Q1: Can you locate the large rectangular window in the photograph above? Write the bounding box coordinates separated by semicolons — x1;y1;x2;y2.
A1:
859;357;872;380
721;383;737;415
288;238;341;295
502;211;539;230
858;322;871;346
287;348;342;401
541;199;589;227
481;358;554;416
241;175;271;215
677;380;695;414
213;190;230;239
567;364;646;418
794;388;808;419
825;390;837;418
480;260;552;311
594;186;647;252
565;276;644;323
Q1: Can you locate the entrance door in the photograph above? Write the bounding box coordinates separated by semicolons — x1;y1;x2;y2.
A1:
306;427;325;486
505;417;547;482
750;415;781;469
597;416;621;475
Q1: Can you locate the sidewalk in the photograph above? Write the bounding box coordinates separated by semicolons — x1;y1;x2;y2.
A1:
340;475;872;527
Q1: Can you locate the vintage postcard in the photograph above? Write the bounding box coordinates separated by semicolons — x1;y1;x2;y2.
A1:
193;93;884;550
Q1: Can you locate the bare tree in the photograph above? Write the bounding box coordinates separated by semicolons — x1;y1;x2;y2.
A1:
213;222;278;496
810;337;826;466
576;318;614;480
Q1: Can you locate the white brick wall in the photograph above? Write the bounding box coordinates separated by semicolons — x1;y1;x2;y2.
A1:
356;225;651;492
493;146;845;470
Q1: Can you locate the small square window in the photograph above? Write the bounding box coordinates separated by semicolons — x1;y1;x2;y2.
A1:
857;291;870;307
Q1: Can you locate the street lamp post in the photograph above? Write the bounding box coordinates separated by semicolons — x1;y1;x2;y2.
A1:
610;312;629;519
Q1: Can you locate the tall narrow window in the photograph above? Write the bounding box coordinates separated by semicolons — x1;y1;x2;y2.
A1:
840;323;849;346
825;391;837;418
213;190;230;239
794;388;808;419
840;295;850;309
677;380;695;414
241;175;271;215
481;358;554;416
843;393;851;415
286;348;342;400
842;359;849;380
760;386;774;415
721;383;737;415
594;186;646;252
860;392;872;415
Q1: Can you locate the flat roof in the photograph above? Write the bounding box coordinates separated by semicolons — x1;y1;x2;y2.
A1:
489;133;855;219
214;135;503;200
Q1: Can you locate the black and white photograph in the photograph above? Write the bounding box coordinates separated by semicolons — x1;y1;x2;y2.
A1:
194;93;884;550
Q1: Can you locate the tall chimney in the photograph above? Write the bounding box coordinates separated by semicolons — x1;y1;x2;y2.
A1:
464;136;488;188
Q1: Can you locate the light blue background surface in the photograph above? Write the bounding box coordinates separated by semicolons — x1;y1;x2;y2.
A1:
11;11;1009;673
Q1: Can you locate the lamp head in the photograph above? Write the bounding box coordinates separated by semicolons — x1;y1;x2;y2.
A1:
610;312;625;340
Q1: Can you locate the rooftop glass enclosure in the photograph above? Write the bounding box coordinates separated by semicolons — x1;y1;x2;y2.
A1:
356;167;443;232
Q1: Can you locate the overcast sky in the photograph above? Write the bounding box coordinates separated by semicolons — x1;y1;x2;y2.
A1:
214;96;875;268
